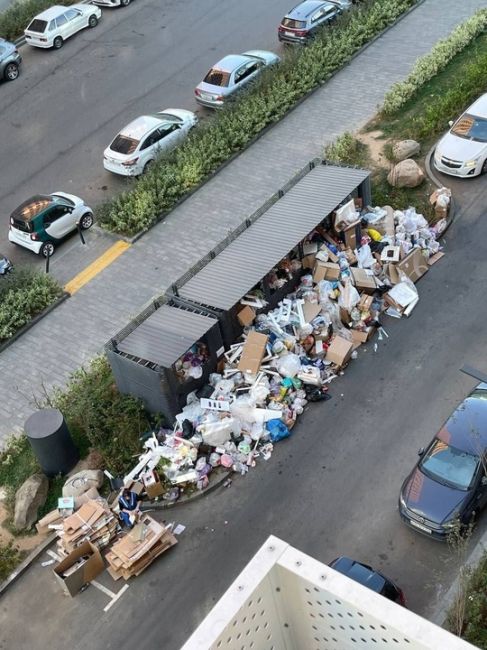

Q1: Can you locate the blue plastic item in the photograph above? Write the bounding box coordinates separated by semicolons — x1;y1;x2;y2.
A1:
266;419;291;442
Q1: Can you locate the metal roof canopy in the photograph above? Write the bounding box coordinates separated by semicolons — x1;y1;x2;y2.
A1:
116;303;217;368
178;164;370;311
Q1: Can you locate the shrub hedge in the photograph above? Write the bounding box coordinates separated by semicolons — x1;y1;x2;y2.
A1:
97;0;418;236
0;0;78;41
0;267;63;343
381;9;487;116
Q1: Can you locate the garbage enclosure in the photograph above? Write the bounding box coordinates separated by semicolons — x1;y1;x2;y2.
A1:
24;408;79;477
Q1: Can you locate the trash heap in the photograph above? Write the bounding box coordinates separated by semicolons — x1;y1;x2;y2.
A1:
125;196;448;497
106;515;177;581
55;499;118;556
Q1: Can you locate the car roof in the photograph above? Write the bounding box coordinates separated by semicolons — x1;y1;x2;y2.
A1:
330;557;386;592
438;387;487;454
10;195;54;222
119;115;165;140
287;0;331;19
31;5;73;20
465;93;487;119
210;54;250;73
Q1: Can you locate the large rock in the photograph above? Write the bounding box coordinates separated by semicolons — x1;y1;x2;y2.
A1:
62;469;104;498
14;474;48;530
387;159;425;188
392;139;420;162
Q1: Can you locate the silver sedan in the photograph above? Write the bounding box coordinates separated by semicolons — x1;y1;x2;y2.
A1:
194;50;280;109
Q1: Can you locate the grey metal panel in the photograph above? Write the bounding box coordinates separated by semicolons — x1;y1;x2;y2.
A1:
117;304;217;368
179;165;369;310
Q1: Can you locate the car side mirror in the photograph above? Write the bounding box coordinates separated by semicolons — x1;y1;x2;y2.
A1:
482;476;487;486
448;120;453;128
418;447;425;457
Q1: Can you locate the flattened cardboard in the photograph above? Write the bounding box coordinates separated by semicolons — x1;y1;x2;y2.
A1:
237;305;256;327
325;336;353;367
334;200;357;232
397;248;428;283
339;307;352;325
303;300;321;323
238;331;268;375
301;254;316;270
313;262;340;283
343;220;362;250
427;251;445;266
358;294;373;311
351;268;377;292
53;541;104;597
351;327;374;344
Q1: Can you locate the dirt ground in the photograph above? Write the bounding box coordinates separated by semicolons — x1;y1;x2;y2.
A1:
0;501;45;552
356;129;390;168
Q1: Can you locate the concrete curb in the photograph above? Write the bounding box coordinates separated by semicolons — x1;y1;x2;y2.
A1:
0;291;70;355
0;532;56;597
425;144;456;233
105;0;426;244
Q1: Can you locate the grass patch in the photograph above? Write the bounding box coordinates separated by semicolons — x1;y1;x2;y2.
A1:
0;542;24;582
324;132;370;167
447;551;487;648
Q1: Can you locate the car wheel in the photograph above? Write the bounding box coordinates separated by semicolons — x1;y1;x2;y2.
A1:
143;160;154;174
53;36;63;49
79;212;94;230
482;159;487;175
4;62;19;81
121;0;131;5
40;242;55;258
88;14;98;28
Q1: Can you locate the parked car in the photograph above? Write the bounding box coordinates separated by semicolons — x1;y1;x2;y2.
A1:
329;557;406;605
195;50;280;109
8;193;94;257
278;0;341;45
24;4;101;49
0;38;22;81
328;0;353;10
434;93;487;177
399;383;487;540
0;255;13;275
103;109;197;177
91;0;132;6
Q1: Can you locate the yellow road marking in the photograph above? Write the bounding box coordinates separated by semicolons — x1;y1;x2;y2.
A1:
64;240;131;295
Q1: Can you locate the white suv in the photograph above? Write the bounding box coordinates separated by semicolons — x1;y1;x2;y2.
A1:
25;4;101;49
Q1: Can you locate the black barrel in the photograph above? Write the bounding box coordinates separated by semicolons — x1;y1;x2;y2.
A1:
24;408;79;477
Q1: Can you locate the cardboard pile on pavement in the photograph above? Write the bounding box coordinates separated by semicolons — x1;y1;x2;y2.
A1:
56;498;118;556
105;515;177;581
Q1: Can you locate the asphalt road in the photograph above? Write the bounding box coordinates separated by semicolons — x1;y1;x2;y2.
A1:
1;175;486;649
0;0;296;274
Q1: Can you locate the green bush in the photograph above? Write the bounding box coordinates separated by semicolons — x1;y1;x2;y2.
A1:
0;0;78;41
0;542;23;582
447;552;487;648
97;0;418;236
324;132;369;167
0;267;63;343
381;9;487;116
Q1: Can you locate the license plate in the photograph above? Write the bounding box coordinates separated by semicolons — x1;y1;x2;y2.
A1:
285;31;295;36
200;93;213;101
410;519;431;534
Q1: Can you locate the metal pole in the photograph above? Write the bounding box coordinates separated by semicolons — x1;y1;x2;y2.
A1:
45;247;50;274
77;221;85;245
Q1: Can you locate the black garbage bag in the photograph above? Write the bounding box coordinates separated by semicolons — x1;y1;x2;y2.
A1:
181;419;194;439
305;386;332;402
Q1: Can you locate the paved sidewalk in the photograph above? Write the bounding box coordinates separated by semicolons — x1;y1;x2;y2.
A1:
1;0;485;444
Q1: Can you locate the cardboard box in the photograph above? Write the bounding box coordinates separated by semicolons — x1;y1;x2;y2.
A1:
334;199;357;232
53;541;104;597
238;331;268;375
351;268;377;293
339;307;352;325
384;282;418;313
303;241;318;255
381;246;401;263
343;220;362;250
301;254;316;270
145;481;164;499
313;262;340;283
237;305;256;327
303;300;321;323
124;480;144;496
343;248;357;265
396;248;428;284
351;327;375;344
325;335;353;368
358;294;373;311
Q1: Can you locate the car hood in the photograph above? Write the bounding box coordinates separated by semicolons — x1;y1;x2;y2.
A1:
401;468;469;525
51;191;84;207
436;131;487;161
0;256;12;275
195;81;233;97
242;50;280;65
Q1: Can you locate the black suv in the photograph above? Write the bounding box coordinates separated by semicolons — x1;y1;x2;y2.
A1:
278;0;341;44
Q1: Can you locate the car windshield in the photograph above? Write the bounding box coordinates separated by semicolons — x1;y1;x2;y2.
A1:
51;194;74;207
27;19;48;33
420;439;479;490
155;113;182;123
282;18;307;28
110;135;139;155
451;113;487;143
203;69;231;87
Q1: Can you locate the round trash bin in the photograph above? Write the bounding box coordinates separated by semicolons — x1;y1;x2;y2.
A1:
24;408;79;477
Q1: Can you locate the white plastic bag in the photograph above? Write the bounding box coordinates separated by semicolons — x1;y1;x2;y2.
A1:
355;244;375;269
276;354;301;378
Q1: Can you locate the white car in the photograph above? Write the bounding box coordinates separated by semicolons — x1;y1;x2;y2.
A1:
434;93;487;178
91;0;132;6
24;4;101;49
103;109;198;177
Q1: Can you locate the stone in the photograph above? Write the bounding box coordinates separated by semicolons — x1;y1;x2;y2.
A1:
62;469;104;498
392;139;420;162
387;159;425;188
67;449;104;476
14;474;48;530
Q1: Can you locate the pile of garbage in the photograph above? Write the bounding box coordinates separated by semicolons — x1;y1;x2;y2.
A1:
125;195;448;498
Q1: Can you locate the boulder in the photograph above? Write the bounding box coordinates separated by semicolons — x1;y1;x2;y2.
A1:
392;139;420;162
63;469;104;498
14;474;48;530
387;159;425;188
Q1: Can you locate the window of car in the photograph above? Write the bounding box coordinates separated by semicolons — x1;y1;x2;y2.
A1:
43;206;69;227
27;19;48;33
323;6;337;19
420;439;479;491
451;113;487;143
311;9;324;23
381;582;399;602
48;20;56;31
65;8;81;20
110;135;139;155
235;62;258;84
203;68;231;87
282;17;307;29
55;14;68;28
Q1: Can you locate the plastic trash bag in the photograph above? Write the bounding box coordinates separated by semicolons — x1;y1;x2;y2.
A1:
276;354;301;378
266;419;291;442
338;281;360;310
356;244;375;269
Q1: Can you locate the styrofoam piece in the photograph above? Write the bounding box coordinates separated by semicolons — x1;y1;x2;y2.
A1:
200;398;230;412
403;296;419;317
295;299;305;327
253;408;283;423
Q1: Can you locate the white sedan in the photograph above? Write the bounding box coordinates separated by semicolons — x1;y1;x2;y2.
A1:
103;109;198;177
24;4;101;49
434;93;487;178
91;0;133;6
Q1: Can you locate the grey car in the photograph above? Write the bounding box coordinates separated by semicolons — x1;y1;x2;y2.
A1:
278;0;341;44
0;38;22;82
195;50;280;109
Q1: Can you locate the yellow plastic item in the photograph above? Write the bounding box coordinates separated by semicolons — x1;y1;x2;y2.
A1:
367;228;382;241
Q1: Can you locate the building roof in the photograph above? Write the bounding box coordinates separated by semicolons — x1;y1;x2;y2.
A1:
178;164;369;310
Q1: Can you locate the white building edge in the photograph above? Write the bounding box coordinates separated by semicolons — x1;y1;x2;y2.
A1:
181;535;476;650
